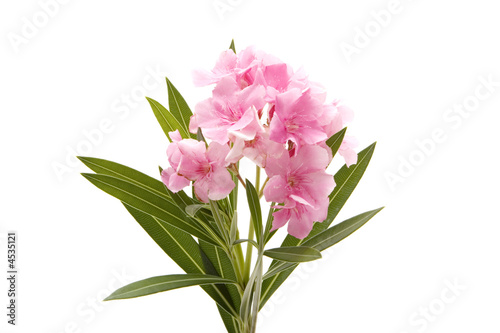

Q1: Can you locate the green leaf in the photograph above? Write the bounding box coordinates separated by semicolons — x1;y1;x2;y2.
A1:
263;207;383;280
79;158;240;318
233;239;258;248
104;274;236;301
199;240;242;313
245;179;262;244
263;204;276;244
123;204;238;317
326;127;346;158
166;78;196;139
264;246;321;263
77;156;171;201
305;207;383;250
77;157;219;241
146;96;189;141
228;162;239;219
239;256;262;322
123;203;207;276
260;143;377;308
218;305;241;333
185;204;208;217
229;212;238;245
197;127;206;142
282;142;377;248
81;173;217;245
209;200;230;243
229;39;236;53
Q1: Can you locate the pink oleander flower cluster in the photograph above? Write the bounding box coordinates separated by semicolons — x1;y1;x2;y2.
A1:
162;46;358;239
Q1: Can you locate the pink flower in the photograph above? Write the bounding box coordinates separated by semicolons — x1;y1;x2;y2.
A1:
338;135;359;167
192;47;263;88
263;145;335;238
161;130;235;202
225;129;285;168
268;88;327;151
192;76;266;144
322;100;358;166
271;200;330;239
253;63;293;103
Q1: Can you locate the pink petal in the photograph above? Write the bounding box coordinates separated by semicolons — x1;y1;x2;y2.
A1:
192;69;218;87
189;115;199;134
206;142;230;166
229;107;264;141
271;209;291;231
291;145;330;173
340;148;358;167
268;114;288;144
206;166;235;201
263;176;288;203
238;84;266;112
161;168;190;193
169;129;182;142
193;177;210;203
289;194;314;207
287;207;315;239
226;138;245;164
263;148;289;178
301;171;336;200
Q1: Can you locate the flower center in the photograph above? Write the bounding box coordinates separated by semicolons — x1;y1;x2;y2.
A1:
284;119;299;133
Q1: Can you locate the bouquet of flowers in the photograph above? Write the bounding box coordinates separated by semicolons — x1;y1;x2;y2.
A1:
79;40;383;333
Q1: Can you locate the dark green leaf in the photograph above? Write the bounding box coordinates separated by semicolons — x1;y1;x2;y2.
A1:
146;96;189;140
305;207;383;251
326;127;346;158
260;143;377;308
199;240;242;313
166;78;196;139
263;207;383;280
77;156;170;200
123;204;238;316
218;305;241;333
245;179;262;244
81;173;216;245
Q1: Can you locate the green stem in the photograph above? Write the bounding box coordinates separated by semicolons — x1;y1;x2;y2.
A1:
255;166;261;194
257;177;269;199
249;250;264;333
243;166;261;284
243;220;254;284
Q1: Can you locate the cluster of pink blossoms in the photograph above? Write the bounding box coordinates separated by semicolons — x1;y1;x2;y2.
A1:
161;47;358;239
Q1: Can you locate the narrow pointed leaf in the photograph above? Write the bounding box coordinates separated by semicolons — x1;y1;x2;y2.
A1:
218;305;241;333
263;207;383;280
123;204;238;316
77;157;171;201
199;240;242;313
209;200;229;242
166;78;196;139
229;39;236;53
245;179;262;244
104;274;235;301
230;212;238;245
326;127;346;158
260;143;377;308
146;96;189;140
186;204;208;217
81;173;217;245
304;207;383;251
264;246;321;263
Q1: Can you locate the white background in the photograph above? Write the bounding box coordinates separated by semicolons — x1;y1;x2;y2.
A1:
1;0;499;332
